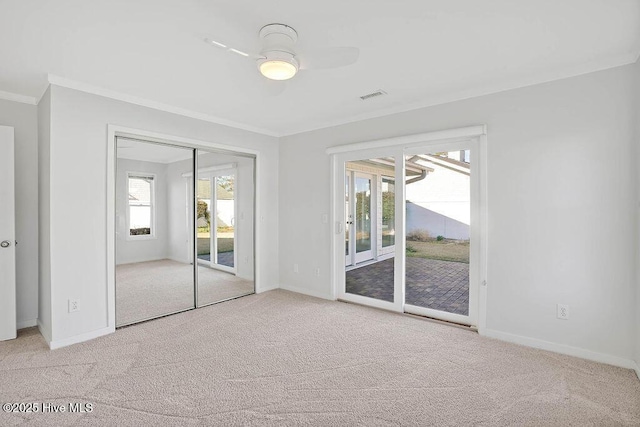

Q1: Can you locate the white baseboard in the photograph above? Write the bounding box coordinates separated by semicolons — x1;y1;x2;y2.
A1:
482;328;637;371
256;284;279;294
279;284;334;300
17;319;37;330
37;320;52;346
49;326;115;350
634;361;640;381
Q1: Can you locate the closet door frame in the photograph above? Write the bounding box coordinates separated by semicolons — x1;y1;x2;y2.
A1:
107;125;259;332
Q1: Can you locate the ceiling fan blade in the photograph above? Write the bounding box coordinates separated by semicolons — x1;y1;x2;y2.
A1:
202;36;264;60
296;47;359;70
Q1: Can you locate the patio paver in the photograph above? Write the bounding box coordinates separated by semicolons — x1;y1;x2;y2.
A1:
197;251;234;268
345;257;469;315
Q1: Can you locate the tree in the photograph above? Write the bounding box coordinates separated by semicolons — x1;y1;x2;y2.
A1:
217;176;234;193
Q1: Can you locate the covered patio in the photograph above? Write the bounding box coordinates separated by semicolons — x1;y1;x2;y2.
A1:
346;257;469;315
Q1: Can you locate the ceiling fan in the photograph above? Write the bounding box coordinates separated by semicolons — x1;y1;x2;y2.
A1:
203;23;359;81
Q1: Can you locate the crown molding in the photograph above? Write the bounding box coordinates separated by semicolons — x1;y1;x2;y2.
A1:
280;50;640;137
20;49;639;139
0;90;37;105
46;74;280;137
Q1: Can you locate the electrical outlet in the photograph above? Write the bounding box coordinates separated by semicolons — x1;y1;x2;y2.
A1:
68;299;80;313
321;214;328;224
293;264;299;273
315;268;320;277
557;304;569;320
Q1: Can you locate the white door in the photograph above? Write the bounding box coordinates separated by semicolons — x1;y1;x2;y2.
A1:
196;171;236;274
0;126;16;341
353;173;374;264
345;171;375;266
345;173;351;266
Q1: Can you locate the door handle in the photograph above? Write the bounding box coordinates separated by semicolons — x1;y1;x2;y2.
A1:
0;240;11;248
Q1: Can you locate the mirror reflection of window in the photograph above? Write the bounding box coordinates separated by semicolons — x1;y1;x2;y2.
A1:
127;174;154;237
115;139;195;327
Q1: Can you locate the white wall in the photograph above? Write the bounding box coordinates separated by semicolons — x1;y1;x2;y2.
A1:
279;64;638;366
42;85;278;345
116;159;169;264
165;158;193;264
0;98;39;329
635;58;640;374
36;89;51;341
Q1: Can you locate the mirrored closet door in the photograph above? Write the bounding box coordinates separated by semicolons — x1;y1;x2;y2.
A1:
115;139;195;327
196;149;255;307
114;138;256;327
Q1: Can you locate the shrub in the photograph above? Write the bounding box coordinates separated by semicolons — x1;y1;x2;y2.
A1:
406;229;431;242
130;227;150;236
436;235;444;241
406;244;417;253
197;200;210;223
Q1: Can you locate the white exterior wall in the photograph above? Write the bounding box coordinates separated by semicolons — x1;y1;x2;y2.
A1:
406;162;470;240
280;64;637;367
216;200;234;227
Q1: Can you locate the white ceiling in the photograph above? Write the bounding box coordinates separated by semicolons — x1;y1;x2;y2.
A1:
1;0;639;136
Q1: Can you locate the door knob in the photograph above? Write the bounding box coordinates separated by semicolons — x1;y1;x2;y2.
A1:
0;240;11;248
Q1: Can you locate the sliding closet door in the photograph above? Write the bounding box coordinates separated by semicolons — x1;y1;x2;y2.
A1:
115;139;195;327
196;149;255;307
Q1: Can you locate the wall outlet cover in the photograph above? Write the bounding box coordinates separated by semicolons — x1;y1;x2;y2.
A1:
68;299;80;313
557;304;569;320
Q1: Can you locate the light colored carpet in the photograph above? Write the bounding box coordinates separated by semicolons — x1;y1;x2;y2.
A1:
1;290;639;426
116;259;254;326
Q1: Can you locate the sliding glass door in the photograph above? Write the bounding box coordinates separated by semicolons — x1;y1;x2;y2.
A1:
197;172;237;272
403;148;477;325
334;140;481;326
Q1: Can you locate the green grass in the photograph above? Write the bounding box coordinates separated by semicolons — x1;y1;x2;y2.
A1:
406;239;469;263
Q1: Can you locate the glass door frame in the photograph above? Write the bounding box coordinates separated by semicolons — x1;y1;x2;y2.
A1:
330;128;487;330
333;146;406;312
403;140;479;326
197;167;237;274
345;170;376;266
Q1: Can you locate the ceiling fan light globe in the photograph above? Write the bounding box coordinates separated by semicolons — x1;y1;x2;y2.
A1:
259;60;298;80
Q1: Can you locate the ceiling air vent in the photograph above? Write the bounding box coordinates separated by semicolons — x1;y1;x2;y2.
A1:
359;90;387;101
